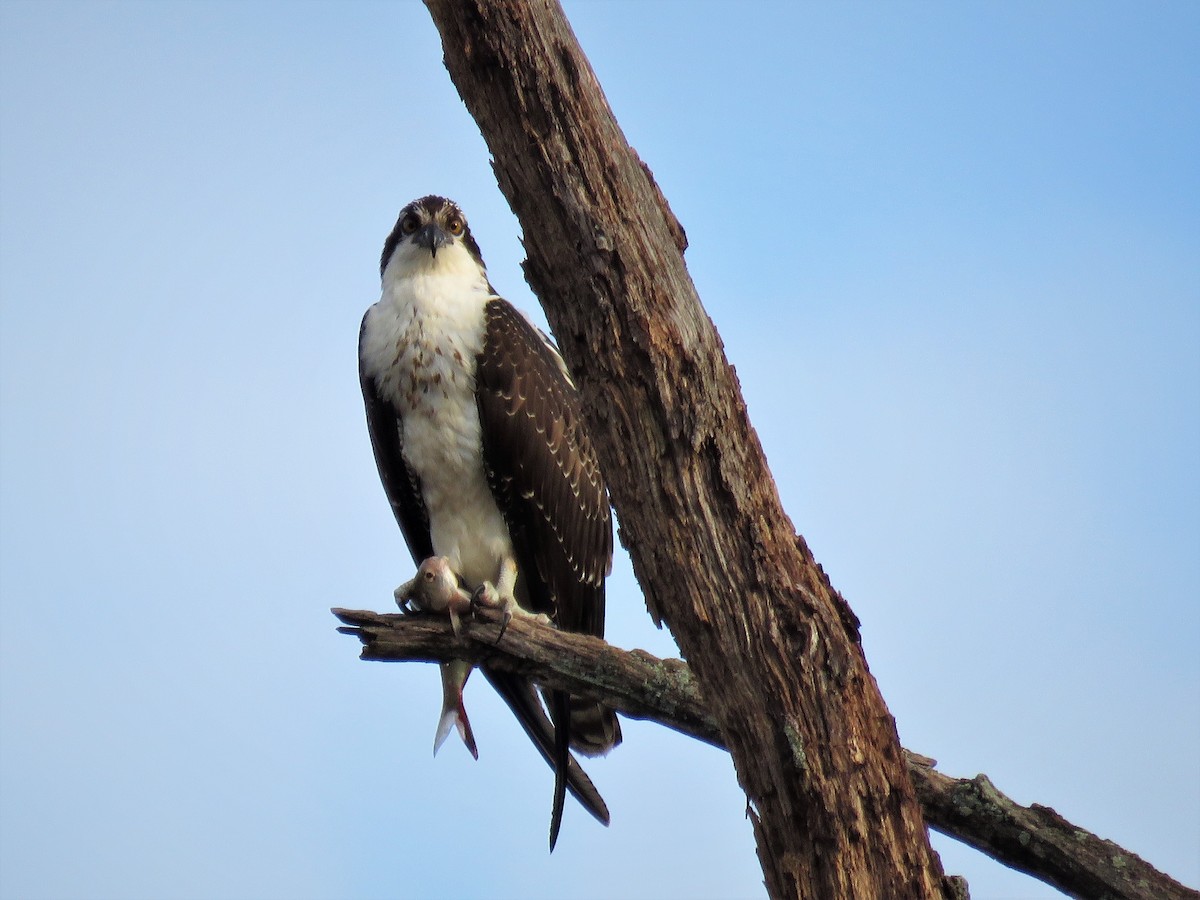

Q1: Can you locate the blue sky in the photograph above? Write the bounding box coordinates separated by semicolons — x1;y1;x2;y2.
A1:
1;2;1197;898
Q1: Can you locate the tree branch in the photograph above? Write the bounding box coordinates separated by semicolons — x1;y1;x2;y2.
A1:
908;761;1198;900
333;608;1198;900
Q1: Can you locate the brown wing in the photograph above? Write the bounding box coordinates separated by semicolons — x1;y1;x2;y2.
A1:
475;298;621;849
474;299;612;636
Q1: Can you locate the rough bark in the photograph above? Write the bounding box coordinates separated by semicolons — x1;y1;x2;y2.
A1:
908;761;1198;900
334;608;1197;900
420;1;947;897
420;1;946;897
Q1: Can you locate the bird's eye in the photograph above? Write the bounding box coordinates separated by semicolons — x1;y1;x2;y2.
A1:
446;216;464;236
423;570;435;581
400;215;420;235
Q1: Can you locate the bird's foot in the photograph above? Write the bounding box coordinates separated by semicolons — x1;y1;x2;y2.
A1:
393;579;423;616
471;582;514;641
471;582;550;643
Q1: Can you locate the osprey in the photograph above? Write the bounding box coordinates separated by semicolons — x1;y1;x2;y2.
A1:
358;195;621;848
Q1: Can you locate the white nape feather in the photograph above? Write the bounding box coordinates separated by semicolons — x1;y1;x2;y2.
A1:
359;233;513;589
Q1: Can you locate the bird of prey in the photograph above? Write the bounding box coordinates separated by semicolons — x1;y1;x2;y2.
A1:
358;195;621;849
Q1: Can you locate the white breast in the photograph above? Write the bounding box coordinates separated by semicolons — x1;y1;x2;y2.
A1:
360;253;513;588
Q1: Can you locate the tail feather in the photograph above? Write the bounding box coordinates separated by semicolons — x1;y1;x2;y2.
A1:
567;696;622;756
481;668;610;834
549;690;571;851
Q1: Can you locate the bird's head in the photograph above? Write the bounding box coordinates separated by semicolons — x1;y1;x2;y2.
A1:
380;195;487;282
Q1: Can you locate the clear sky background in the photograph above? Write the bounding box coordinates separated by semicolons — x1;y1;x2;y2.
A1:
1;2;1197;899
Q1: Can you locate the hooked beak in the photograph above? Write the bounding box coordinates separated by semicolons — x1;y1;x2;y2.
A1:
415;223;449;258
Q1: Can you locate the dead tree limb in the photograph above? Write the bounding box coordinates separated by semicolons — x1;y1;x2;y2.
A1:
334;608;1197;900
907;760;1198;900
420;1;946;895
